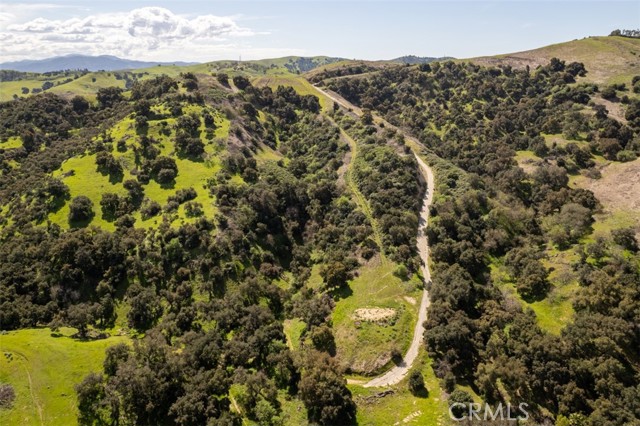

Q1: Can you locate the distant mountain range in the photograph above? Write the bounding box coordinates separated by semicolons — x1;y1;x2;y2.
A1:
391;55;455;64
0;54;198;73
0;54;458;74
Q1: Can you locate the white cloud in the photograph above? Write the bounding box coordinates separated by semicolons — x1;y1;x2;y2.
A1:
0;6;279;62
0;12;15;24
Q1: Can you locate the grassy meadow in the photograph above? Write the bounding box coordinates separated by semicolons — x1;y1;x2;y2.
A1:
0;328;128;426
349;350;449;426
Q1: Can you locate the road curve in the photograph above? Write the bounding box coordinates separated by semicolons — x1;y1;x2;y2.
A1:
365;154;433;387
313;85;436;387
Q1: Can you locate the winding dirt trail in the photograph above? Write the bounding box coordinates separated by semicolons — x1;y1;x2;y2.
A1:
365;155;433;387
313;85;436;387
11;351;44;425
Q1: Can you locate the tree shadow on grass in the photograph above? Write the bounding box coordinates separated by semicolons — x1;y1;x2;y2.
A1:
330;283;353;301
521;291;549;303
411;387;430;398
48;194;70;215
176;151;205;163
69;216;93;229
97;167;124;184
135;124;149;137
159;179;176;190
108;170;124;184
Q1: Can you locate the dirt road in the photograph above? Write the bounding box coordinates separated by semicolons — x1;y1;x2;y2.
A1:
313;85;436;387
365;154;433;387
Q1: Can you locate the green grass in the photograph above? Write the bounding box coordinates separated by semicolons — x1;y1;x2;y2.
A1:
48;72;126;101
490;256;576;335
0;328;128;426
514;150;541;162
333;261;422;374
283;319;306;351
2;57;338;115
1;62;209;103
542;133;589;149
307;264;324;290
255;144;283;163
51;153;131;231
277;390;308;426
528;282;579;334
0;136;22;149
572;210;640;247
590;210;639;237
350;350;448;426
0;75;75;102
47;104;228;230
254;74;333;112
0;72;132;102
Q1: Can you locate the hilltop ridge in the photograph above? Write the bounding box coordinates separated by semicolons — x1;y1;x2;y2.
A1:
468;35;640;84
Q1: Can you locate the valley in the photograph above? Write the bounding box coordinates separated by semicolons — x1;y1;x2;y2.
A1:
1;31;639;426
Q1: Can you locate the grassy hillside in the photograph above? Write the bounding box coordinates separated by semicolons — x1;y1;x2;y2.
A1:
0;72;87;102
254;73;333;111
4;38;638;102
2;36;639;425
508;142;640;334
1;67;410;425
45;104;229;231
333;261;423;375
314;47;640;425
0;328;128;426
469;36;640;85
0;56;342;103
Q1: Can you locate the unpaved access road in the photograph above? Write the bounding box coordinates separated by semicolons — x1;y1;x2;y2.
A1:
313;85;436;387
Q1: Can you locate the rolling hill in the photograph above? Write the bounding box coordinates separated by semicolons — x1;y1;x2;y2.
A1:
468;35;640;85
1;34;639;426
0;56;346;102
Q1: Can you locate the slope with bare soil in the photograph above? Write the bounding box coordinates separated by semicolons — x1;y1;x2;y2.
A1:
572;157;640;237
469;36;640;85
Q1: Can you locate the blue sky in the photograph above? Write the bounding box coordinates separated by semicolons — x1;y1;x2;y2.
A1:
0;1;638;62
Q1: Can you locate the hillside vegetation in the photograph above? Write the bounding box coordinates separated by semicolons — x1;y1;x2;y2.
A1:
470;35;640;86
0;36;639;426
0;58;429;425
314;45;640;424
0;328;128;426
0;56;343;103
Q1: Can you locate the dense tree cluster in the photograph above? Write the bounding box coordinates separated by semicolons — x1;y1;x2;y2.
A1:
332;110;423;267
610;29;640;38
319;58;640;425
3;51;639;425
0;68;368;424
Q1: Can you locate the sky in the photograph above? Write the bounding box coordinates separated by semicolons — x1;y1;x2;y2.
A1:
0;1;638;63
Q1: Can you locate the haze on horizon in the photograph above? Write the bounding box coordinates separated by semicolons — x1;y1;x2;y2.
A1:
0;0;638;63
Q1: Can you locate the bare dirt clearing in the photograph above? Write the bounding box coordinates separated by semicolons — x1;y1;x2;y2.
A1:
592;97;627;123
574;158;640;214
353;308;396;322
572;157;640;238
